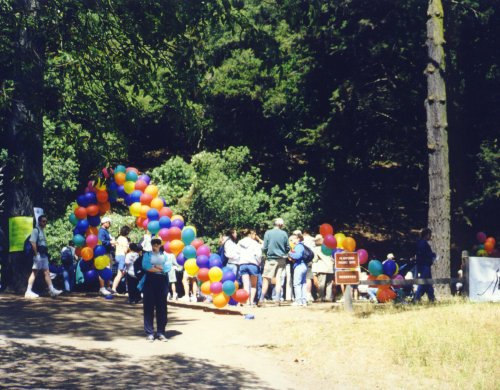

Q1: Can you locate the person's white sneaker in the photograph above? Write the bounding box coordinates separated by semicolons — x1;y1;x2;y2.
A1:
172;292;178;301
25;291;39;299
306;293;314;302
50;287;62;297
189;295;197;302
292;301;301;306
99;287;111;296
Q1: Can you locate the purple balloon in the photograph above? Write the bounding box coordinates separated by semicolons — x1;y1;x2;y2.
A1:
117;185;127;198
77;194;89;207
176;252;186;266
138;174;150;185
171;218;184;230
196;255;210;269
228;297;238;306
84;269;98;282
476;232;487;244
209;257;223;269
221;270;236;283
84;191;97;205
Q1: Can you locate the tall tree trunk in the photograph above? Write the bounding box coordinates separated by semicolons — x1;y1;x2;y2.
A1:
425;0;450;296
2;0;44;292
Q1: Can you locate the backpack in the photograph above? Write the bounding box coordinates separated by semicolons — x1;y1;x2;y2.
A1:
61;247;74;267
134;254;146;280
23;227;38;256
218;244;227;266
301;244;314;264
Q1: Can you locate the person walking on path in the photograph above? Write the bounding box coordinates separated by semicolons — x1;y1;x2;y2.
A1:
139;238;172;342
25;215;62;298
259;218;290;306
110;226;131;294
412;228;437;303
97;217;116;295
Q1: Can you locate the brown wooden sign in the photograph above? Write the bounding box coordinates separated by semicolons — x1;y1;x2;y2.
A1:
335;270;360;285
335;252;359;269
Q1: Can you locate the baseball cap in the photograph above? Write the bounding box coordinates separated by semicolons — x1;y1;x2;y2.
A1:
274;218;284;226
101;217;112;224
387;253;395;260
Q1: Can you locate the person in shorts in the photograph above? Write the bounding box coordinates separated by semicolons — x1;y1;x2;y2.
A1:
25;215;62;298
259;218;290;306
238;230;262;306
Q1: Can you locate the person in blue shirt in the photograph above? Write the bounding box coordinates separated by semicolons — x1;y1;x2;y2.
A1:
97;217;116;295
412;228;437;303
139;238;172;342
288;234;308;306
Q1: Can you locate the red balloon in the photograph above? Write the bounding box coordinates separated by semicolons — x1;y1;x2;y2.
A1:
96;190;108;203
377;288;397;303
190;239;204;249
140;193;153;206
323;234;337;250
74;207;87;220
485;237;496;247
197;268;210;282
136;217;145;228
134;179;148;192
233;289;249;303
167;227;182;241
159;207;173;219
484;241;494;254
86;204;99;217
126;167;139;174
319;223;334;237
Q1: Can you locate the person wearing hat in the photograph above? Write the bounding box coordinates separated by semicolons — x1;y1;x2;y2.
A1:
97;217;117;295
259;218;290;306
312;234;335;302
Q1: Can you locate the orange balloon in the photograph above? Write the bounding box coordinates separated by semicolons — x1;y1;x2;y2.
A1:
114;172;126;185
200;281;211;295
150;197;164;211
86;204;99;216
213;293;230;308
144;185;159;198
81;247;94;261
74;207;87;220
377;288;397;303
376;274;391;290
367;274;377;288
96;190;108;203
85;226;99;236
484;241;494;254
98;201;110;215
140;205;150;219
343;237;356;252
169;239;185;256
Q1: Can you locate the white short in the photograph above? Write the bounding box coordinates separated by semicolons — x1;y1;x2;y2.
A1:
33;256;49;270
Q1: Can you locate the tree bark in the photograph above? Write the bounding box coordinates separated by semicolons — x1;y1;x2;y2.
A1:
2;0;44;292
425;0;450;296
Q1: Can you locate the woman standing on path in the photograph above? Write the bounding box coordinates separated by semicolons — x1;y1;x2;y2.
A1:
111;226;131;294
238;230;262;306
223;228;241;281
139;238;172;342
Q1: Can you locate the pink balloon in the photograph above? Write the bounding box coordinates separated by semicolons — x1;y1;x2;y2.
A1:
210;281;223;294
476;232;487;244
392;274;404;289
142;218;150;230
323;234;337;250
163;241;171;253
85;234;98;248
357;249;368;265
197;244;211;257
158;228;169;241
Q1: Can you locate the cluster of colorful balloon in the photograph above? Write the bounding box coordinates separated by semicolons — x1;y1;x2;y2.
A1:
69;165;250;307
475;232;499;258
317;223;369;264
366;258;402;303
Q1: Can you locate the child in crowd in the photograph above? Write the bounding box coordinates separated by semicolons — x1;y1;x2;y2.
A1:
125;243;142;304
167;251;178;300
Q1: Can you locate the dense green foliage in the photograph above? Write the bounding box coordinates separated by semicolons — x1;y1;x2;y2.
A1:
1;0;499;265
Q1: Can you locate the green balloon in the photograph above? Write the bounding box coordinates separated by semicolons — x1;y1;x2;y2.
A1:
69;213;79;226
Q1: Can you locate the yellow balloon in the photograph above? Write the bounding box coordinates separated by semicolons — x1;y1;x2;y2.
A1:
144;184;159;198
169;239;185;256
334;233;346;249
213;293;229;308
150;197;164;211
209;266;223;282
184;258;199;276
124;181;135;194
201;281;211;295
129;202;141;217
95;183;107;191
94;255;110;270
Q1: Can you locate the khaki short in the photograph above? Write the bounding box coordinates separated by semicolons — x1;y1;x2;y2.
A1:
262;258;286;279
32;255;49;270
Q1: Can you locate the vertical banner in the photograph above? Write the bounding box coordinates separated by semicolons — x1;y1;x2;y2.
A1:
468;257;500;302
9;217;34;252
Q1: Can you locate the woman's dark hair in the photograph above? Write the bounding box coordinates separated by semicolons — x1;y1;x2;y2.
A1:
120;226;131;236
225;228;237;242
129;243;139;252
421;228;432;238
296;233;304;242
151;238;162;246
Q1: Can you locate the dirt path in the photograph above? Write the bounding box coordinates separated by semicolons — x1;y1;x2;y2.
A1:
0;293;329;389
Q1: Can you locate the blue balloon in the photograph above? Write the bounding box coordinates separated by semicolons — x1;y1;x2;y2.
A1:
222;280;236;296
383;260;397;277
171;218;184;230
125;194;135;206
210;254;222;263
176;252;186;266
228;297;238;306
87;215;101;227
368;260;383;277
93;245;106;257
73;227;82;235
196;255;209;269
108;181;118;192
159;216;171;229
77;219;90;232
158;197;166;207
147;220;160;235
130;190;143;203
147;208;160;221
84;269;98;282
77;194;89;207
109;196;117;203
209;257;223;269
117;185;127;198
98;267;113;281
84;192;97;205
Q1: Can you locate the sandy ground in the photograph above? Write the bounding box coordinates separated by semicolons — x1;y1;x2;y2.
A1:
0;293;334;390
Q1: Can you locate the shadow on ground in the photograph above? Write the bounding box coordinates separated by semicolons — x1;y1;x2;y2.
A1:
0;294;275;389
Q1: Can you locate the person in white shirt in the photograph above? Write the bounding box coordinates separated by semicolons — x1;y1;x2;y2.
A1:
238;230;262;305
